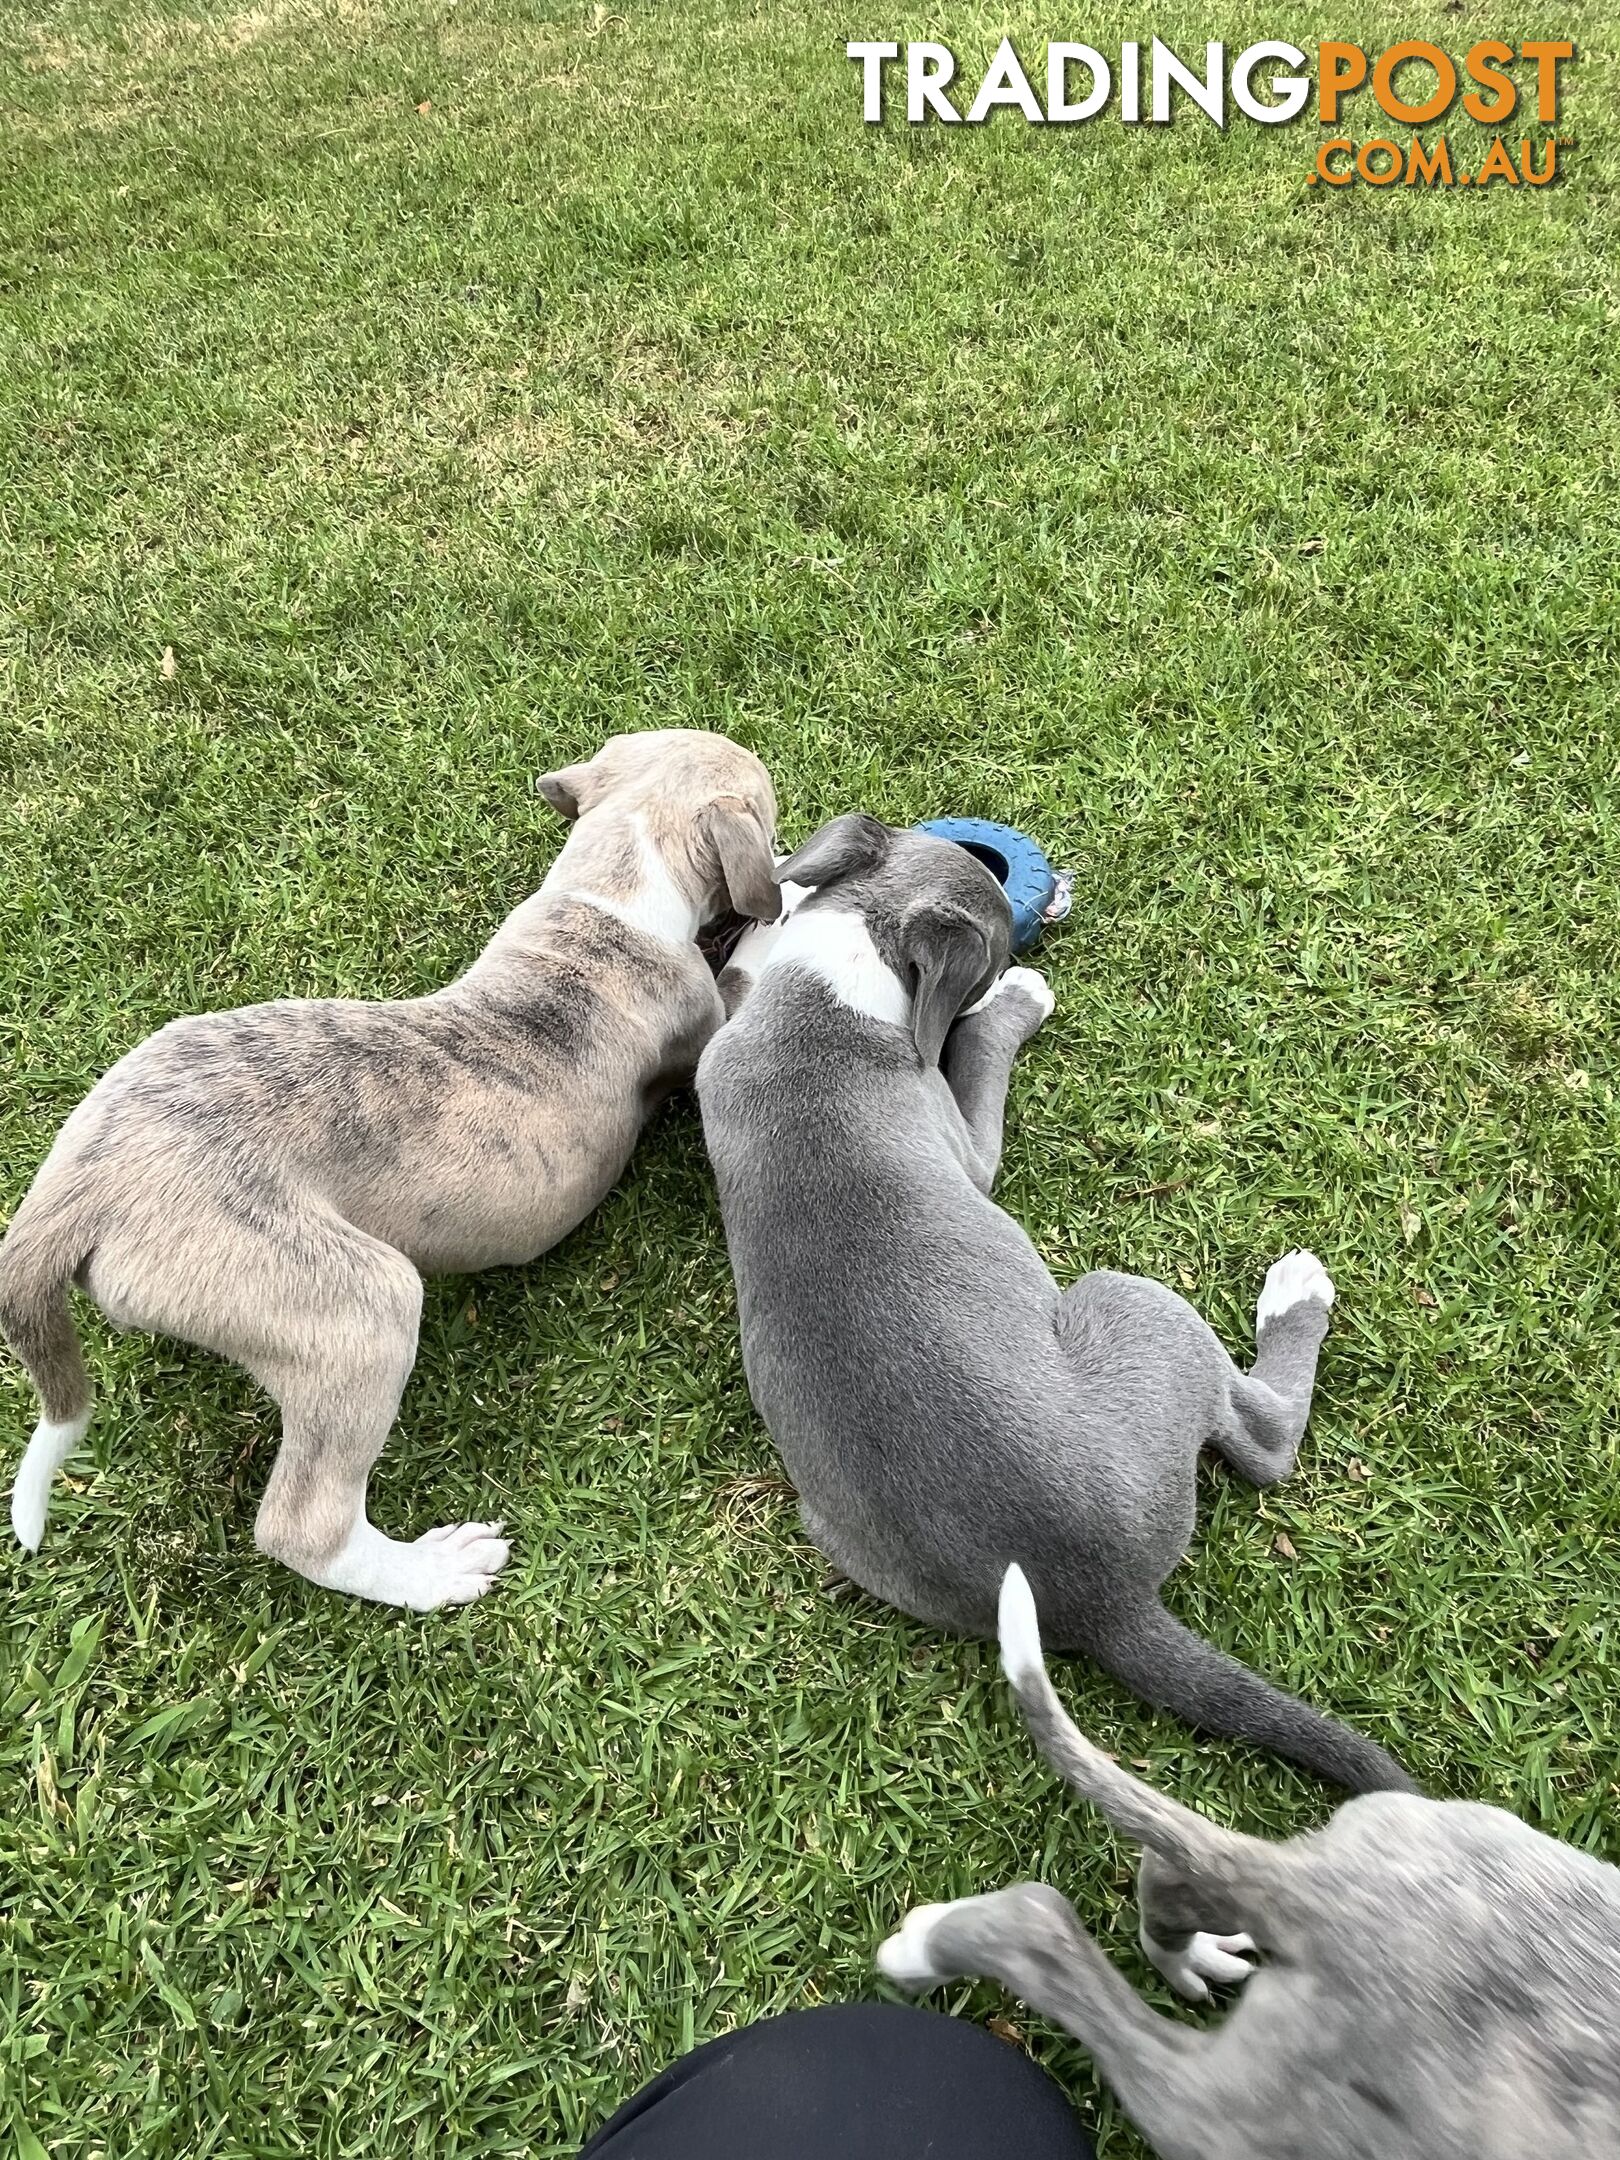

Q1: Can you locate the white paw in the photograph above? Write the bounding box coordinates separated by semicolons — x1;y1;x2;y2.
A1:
963;965;1055;1023
404;1520;511;1608
1256;1250;1334;1331
1000;965;1055;1020
1144;1927;1257;2003
877;1902;957;1988
998;1562;1047;1689
320;1516;512;1609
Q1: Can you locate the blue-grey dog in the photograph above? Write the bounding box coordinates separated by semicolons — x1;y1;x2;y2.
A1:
698;813;1411;1793
879;1566;1620;2160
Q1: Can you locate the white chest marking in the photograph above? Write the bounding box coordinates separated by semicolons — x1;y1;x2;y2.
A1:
760;907;909;1026
727;876;810;980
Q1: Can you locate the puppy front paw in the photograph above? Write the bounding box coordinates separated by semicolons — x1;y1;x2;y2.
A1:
877;1902;960;1989
1000;964;1055;1021
964;965;1054;1039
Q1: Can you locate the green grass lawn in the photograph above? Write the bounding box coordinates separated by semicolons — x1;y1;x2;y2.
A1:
3;1;1618;2152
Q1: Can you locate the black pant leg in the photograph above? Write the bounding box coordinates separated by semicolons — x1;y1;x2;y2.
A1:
581;2002;1094;2160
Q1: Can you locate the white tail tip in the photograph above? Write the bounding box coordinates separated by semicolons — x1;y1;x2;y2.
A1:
998;1563;1046;1688
10;1411;91;1552
10;1489;46;1552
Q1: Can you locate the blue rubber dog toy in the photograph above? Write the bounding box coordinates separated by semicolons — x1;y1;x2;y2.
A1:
916;817;1072;952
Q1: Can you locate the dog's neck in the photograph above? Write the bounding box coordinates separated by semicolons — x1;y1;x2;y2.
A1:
543;809;702;947
755;906;910;1027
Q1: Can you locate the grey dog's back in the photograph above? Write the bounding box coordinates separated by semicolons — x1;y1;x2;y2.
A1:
1288;1798;1620;2148
708;985;1228;1632
713;991;1048;1605
1135;1798;1620;2156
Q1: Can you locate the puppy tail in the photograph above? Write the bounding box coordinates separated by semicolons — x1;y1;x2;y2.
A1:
0;1195;96;1551
999;1566;1260;1877
1005;1564;1416;1799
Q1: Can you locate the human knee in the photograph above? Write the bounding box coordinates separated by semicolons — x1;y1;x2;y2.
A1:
581;2003;1093;2159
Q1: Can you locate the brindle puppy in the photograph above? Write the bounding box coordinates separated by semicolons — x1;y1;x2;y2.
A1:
1;729;777;1609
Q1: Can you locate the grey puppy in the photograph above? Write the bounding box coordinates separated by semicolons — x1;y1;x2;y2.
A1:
1;728;778;1608
698;812;1410;1792
879;1564;1620;2160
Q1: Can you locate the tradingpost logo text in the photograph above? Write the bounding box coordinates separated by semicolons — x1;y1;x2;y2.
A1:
846;39;1575;188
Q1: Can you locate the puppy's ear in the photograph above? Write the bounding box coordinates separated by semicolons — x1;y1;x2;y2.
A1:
704;798;781;923
774;813;889;894
902;901;994;1068
536;762;591;820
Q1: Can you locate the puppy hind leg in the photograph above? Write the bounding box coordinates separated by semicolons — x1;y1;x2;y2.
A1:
1138;1846;1259;2004
879;1883;1207;2150
1209;1374;1311;1488
1210;1252;1334;1488
257;1374;510;1612
251;1244;508;1610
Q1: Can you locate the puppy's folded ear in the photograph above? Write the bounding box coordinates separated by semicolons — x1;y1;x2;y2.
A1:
705;798;781;923
774;813;890;894
536;763;591;820
902;901;995;1068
